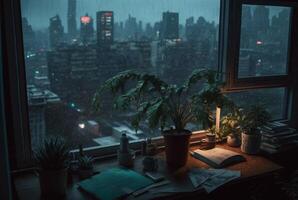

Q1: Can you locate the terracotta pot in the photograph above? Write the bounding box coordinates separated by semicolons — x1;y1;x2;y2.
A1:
163;130;191;168
241;132;261;154
206;133;216;149
227;134;241;147
38;168;68;198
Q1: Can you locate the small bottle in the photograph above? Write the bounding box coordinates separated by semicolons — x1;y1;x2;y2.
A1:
142;140;147;156
79;144;84;157
120;133;129;153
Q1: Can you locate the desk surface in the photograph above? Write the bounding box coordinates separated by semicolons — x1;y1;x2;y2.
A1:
14;144;283;200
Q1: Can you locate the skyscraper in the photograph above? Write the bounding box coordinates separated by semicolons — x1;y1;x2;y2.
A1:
97;11;114;45
253;6;270;34
49;15;64;48
80;14;94;44
22;18;35;53
161;12;179;40
68;0;77;40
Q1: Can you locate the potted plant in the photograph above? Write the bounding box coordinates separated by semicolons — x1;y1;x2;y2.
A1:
221;108;243;147
35;137;70;198
77;155;94;179
239;105;270;154
93;69;230;168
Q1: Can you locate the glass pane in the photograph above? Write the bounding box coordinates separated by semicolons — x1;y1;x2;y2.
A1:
21;0;220;150
228;87;287;120
238;5;291;78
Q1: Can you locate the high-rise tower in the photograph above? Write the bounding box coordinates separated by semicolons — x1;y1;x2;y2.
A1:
68;0;77;40
97;11;114;46
161;12;179;40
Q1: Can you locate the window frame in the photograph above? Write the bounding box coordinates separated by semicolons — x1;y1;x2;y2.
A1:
222;0;298;121
3;0;298;169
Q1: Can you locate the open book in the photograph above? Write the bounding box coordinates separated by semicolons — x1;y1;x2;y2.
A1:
190;148;246;168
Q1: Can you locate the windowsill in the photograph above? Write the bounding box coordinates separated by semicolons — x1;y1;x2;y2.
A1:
69;130;208;159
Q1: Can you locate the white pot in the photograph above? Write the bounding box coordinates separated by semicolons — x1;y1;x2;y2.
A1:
241;132;261;154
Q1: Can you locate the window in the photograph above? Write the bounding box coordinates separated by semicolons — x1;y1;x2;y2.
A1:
228;87;288;120
238;5;291;78
20;0;221;150
223;1;296;122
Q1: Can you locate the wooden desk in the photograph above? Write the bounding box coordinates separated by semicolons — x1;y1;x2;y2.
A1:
14;145;283;200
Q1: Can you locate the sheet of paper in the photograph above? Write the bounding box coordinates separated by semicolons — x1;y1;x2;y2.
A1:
203;170;240;193
188;168;241;193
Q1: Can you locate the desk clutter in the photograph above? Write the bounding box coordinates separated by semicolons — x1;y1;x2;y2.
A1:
261;122;298;154
77;166;241;200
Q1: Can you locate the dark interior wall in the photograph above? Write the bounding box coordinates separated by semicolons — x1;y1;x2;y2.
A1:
0;15;13;200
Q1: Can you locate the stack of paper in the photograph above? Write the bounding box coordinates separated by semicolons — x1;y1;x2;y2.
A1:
188;168;240;193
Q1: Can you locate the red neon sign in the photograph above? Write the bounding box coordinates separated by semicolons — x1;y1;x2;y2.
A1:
81;16;91;24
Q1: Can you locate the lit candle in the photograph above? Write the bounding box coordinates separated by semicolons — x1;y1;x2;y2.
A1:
215;106;221;132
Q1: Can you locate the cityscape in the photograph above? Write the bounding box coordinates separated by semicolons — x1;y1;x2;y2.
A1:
22;1;289;150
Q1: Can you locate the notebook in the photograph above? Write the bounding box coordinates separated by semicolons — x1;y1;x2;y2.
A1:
78;168;154;200
190;148;246;168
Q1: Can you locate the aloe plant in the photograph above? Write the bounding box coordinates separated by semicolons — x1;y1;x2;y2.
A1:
93;69;231;134
35;137;70;170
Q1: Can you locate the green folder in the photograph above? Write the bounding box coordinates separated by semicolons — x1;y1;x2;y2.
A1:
78;168;154;200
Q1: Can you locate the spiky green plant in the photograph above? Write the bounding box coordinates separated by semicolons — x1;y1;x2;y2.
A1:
93;69;232;134
78;155;93;170
35;137;70;170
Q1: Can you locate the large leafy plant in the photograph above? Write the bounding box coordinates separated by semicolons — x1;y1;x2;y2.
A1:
35;137;70;170
93;69;231;134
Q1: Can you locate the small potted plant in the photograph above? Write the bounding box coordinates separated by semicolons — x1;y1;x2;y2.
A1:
77;155;94;179
221;108;242;147
35;137;70;198
239;105;270;154
93;69;230;168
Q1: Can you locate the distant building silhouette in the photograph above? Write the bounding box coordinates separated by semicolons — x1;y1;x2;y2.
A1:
49;15;64;48
161;12;179;40
67;0;77;40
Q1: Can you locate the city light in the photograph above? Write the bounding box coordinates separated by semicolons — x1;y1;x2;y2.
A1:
78;123;85;129
256;40;263;45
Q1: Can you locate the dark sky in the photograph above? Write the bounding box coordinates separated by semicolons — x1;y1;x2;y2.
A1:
21;0;285;30
21;0;221;30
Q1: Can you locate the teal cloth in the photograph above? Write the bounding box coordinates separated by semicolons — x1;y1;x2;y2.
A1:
78;168;154;200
